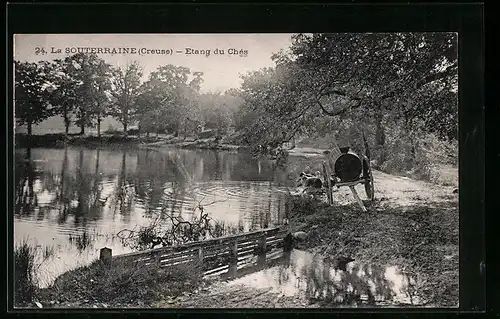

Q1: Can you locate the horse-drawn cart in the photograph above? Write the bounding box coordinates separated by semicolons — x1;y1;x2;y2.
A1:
322;145;375;212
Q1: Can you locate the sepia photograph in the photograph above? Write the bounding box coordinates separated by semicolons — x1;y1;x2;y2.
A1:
13;32;459;309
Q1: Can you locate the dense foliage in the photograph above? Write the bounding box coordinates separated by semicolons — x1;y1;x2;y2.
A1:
235;32;458;174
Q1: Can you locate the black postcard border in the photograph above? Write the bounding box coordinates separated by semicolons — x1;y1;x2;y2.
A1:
5;2;487;316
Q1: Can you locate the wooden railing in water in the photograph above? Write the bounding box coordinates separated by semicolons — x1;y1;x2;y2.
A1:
99;226;290;275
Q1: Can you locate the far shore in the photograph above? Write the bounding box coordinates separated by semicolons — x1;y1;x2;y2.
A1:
14;133;330;159
15;133;244;151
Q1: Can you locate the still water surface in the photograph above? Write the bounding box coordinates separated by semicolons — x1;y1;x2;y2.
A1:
14;146;300;287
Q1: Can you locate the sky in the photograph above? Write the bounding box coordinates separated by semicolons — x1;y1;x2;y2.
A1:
14;34;295;93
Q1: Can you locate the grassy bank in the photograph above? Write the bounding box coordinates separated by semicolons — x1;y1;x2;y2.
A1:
285;194;459;307
14;243;206;309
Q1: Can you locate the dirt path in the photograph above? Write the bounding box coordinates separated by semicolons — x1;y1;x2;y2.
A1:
335;169;457;208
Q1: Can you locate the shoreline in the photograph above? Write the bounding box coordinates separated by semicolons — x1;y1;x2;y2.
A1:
14;133;248;152
14;133;328;158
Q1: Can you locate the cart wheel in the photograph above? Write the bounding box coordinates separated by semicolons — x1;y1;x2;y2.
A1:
362;157;375;201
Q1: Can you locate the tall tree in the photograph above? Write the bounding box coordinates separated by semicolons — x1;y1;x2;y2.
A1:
151;65;191;137
136;78;169;136
65;53;111;135
183;71;204;136
14;61;54;136
90;60;113;137
109;61;143;135
237;67;309;148
137;65;203;137
44;58;79;135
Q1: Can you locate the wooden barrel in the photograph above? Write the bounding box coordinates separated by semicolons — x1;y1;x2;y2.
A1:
334;148;363;182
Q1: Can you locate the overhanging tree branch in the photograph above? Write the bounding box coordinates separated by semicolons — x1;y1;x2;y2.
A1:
414;63;458;90
321;89;363;100
283;119;305;144
317;99;362;117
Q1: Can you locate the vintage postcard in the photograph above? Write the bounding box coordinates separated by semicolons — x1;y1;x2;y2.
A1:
13;33;459;309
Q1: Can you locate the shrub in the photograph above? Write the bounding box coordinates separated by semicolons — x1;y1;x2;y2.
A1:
377;128;457;184
285;193;327;220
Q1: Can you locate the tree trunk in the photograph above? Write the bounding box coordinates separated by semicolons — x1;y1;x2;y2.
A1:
409;136;417;162
97;113;101;138
123;119;128;136
375;114;386;165
405;115;417;167
375;118;385;146
27;121;32;136
79;108;86;135
63;108;70;135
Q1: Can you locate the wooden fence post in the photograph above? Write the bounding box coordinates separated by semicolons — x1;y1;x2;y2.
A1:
100;247;112;265
257;232;267;268
197;247;204;266
228;239;238;278
283;233;294;253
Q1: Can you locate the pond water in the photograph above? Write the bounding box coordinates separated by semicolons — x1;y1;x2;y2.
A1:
14;146;308;287
226;249;426;307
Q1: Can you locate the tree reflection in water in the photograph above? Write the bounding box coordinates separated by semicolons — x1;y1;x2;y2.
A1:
232;250;424;308
109;150;134;222
15;148;39;216
55;147;75;224
294;251;418;307
15;147;292;252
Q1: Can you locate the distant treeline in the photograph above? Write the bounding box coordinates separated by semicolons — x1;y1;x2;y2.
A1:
14;56;243;139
